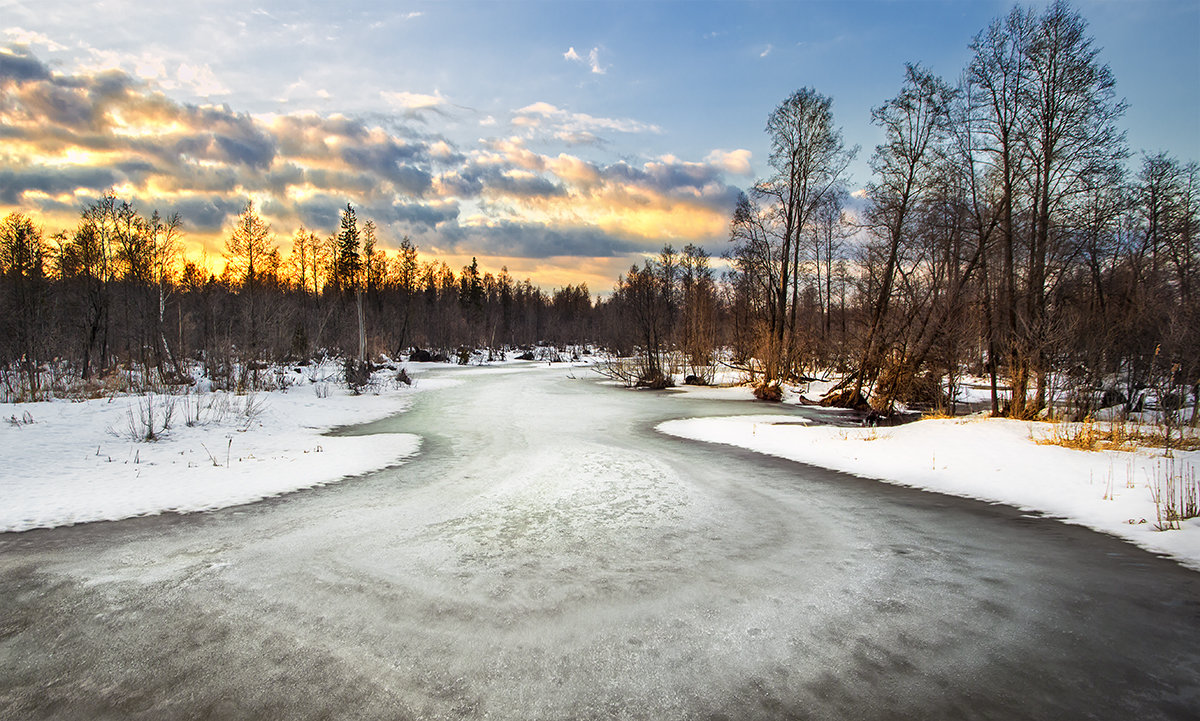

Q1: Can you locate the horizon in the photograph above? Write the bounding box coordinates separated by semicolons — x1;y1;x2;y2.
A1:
2;0;1197;290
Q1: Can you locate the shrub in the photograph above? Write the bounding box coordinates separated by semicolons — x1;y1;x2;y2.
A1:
753;383;783;402
344;358;370;395
113;393;176;442
636;371;674;390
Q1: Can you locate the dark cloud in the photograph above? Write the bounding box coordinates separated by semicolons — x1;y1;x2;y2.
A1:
156;195;245;232
595;158;741;212
384;164;433;197
341;142;433;196
212;132;276;169
492;173;564;199
303;168;378;196
179;107;277;169
19;82;100;129
287;196;347;233
115;159;158;184
445;221;642;258
262;164;306;196
380;201;458;231
644;161;721;191
446;164;565;200
601;160;719;195
436;171;483;198
0;50;52;82
0;166;120;204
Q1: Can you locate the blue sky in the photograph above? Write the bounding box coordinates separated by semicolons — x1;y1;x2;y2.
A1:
2;0;1197;287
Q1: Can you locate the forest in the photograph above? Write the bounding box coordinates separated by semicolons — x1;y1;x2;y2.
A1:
1;0;1196;423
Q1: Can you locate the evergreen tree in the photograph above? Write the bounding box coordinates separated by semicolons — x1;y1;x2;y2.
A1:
334;203;361;292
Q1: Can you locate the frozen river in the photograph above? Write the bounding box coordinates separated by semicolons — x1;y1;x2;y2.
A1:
2;365;1198;719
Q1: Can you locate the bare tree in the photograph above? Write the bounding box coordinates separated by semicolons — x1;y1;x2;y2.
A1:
754;88;856;381
146;211;184;380
0;212;47;398
224;201;276;367
825;64;953;410
1017;0;1128;414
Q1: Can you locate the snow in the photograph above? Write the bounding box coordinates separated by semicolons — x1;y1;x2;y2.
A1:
0;369;455;532
658;414;1200;571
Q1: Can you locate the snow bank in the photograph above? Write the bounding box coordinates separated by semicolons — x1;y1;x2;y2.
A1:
658;415;1200;571
1;374;454;532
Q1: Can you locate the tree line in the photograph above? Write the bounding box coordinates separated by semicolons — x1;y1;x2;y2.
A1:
0;195;595;399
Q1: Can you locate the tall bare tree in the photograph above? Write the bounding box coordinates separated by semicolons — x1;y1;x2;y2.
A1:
224;201;275;363
825;64;953;409
754;88;856;381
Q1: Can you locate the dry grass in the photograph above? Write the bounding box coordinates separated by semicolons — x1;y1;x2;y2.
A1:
1148;459;1200;531
921;409;958;420
1036;416;1200;453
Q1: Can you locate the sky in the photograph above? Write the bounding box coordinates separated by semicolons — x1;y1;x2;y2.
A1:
1;0;1197;290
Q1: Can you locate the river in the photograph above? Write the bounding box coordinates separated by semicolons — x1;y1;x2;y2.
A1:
1;365;1197;719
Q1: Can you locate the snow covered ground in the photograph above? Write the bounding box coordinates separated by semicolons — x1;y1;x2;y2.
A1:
659;413;1200;571
1;364;457;532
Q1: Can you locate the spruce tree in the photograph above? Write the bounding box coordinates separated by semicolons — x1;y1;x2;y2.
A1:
334;203;361;292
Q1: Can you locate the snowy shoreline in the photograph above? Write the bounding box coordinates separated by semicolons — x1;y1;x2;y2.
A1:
658;414;1200;572
0;368;458;533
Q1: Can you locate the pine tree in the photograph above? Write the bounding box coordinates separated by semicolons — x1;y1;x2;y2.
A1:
334;203;361;292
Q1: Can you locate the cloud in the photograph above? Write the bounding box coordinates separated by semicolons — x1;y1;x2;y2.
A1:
83;49;230;97
554;130;604;147
512;102;661;137
704;148;753;176
157;195;245;231
0;166;120;204
0;48;53;82
380;90;448;120
447;220;639;258
0;48;749;282
0;52;443;223
385;199;458;230
587;47;607;75
3;28;67;52
760;44;773;58
563;45;607;75
175;63;229;97
428;140;461;162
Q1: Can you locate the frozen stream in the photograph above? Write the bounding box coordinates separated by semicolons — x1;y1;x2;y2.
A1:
2;365;1198;719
